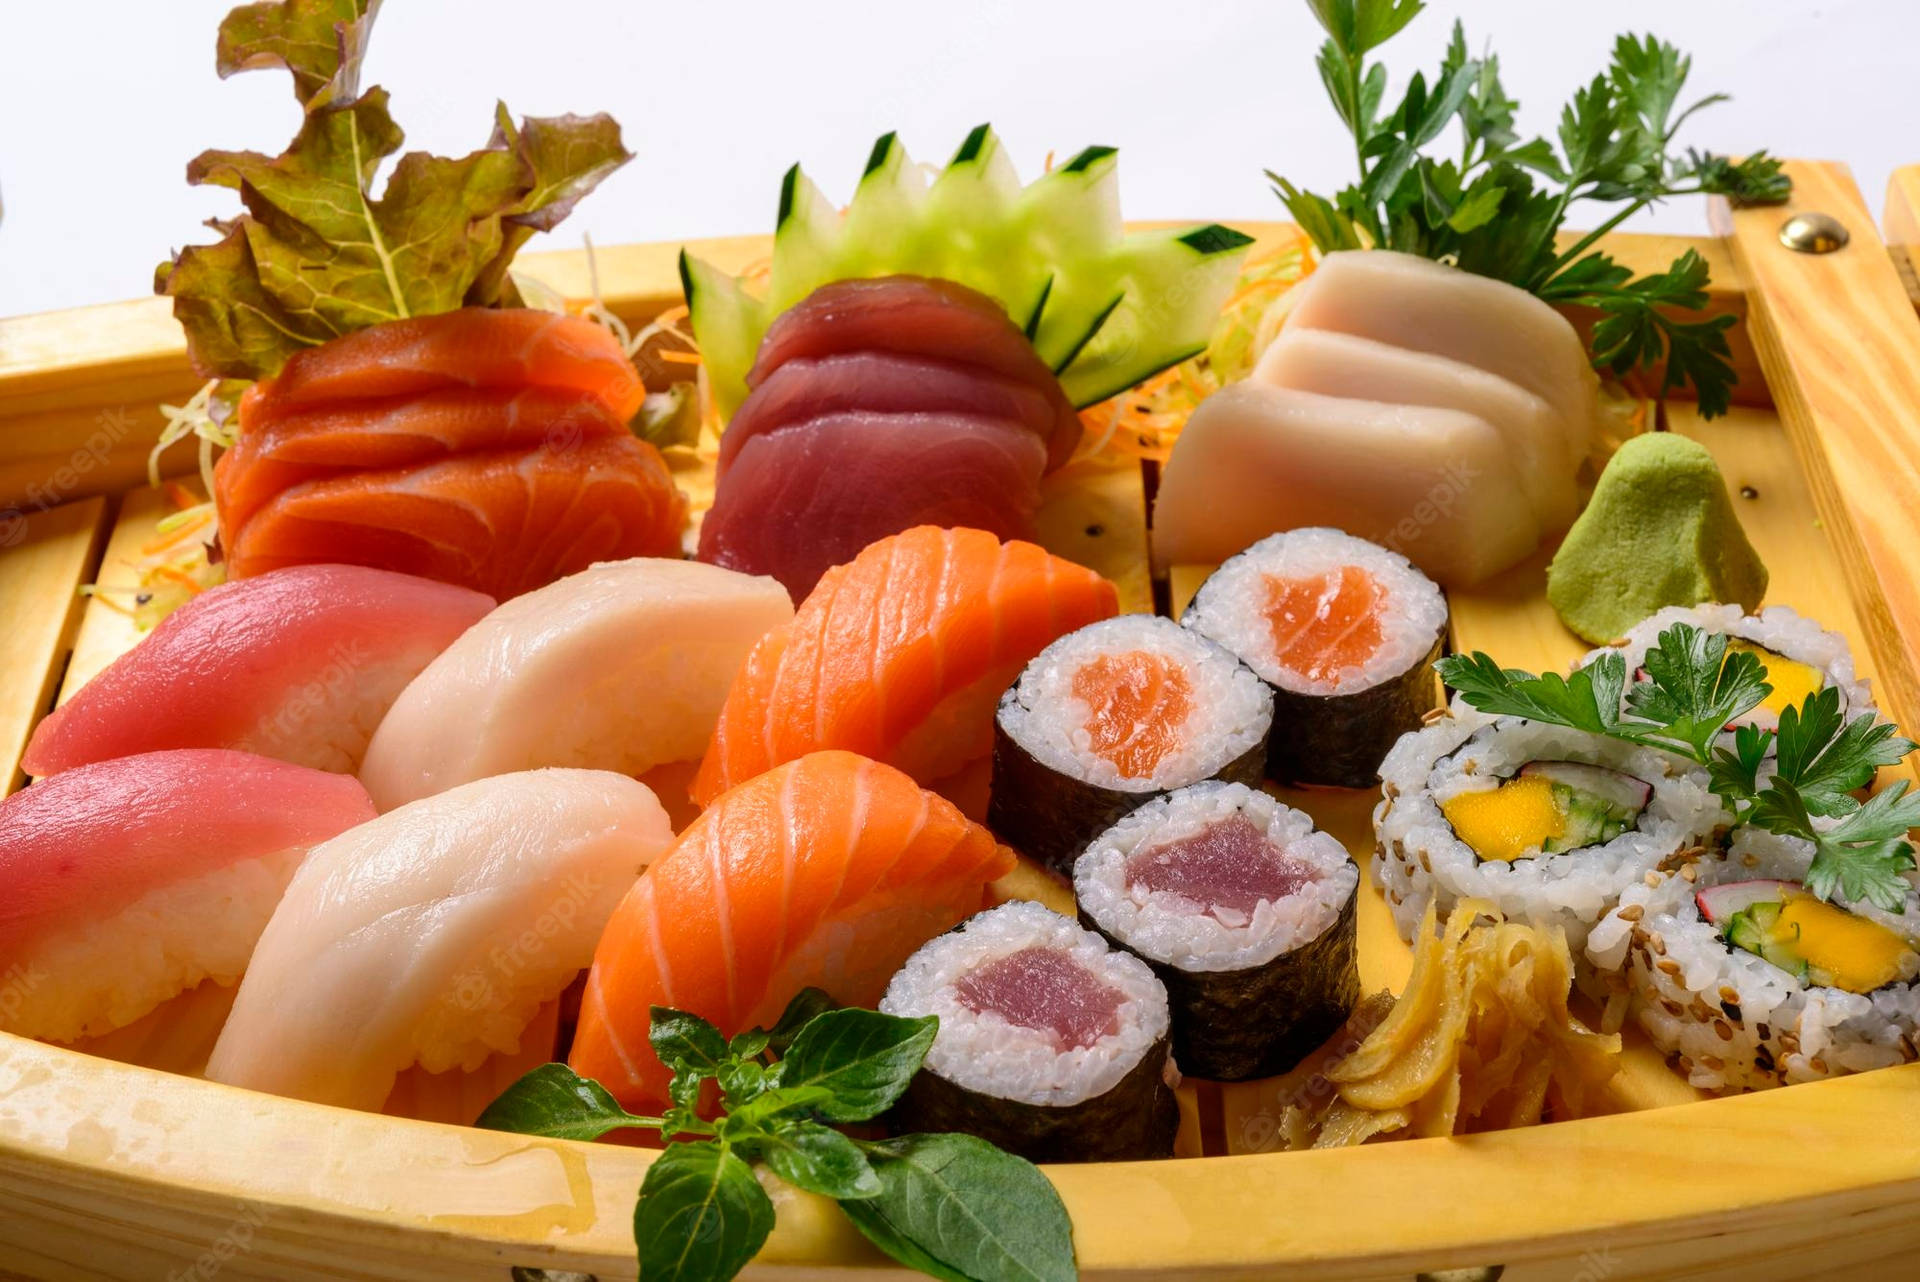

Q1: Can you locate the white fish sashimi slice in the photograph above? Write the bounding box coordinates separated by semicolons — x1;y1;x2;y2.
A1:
1281;250;1598;461
1254;329;1579;534
1150;383;1540;585
205;769;674;1111
358;558;794;811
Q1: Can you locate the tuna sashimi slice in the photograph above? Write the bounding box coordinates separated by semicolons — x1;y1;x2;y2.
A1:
241;308;644;425
205;769;673;1110
23;565;494;778
692;526;1120;804
954;946;1123;1050
568;751;1015;1114
721;351;1079;477
359;559;794;811
225;435;687;600
1125;814;1318;918
698;412;1046;600
216;387;629;539
746;276;1082;463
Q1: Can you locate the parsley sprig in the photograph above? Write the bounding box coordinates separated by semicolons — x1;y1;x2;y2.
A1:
1272;1;1790;417
480;991;1076;1282
1437;624;1920;911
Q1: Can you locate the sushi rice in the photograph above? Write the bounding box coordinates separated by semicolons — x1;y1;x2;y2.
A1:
7;850;303;1045
1587;829;1920;1092
1373;703;1729;953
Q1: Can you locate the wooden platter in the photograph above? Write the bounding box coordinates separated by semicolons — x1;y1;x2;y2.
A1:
4;160;1920;1279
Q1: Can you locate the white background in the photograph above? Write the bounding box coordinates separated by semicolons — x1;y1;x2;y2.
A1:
1;0;1911;319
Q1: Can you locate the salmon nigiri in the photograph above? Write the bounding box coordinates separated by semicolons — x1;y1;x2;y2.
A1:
570;751;1015;1113
0;750;376;1043
206;769;673;1110
240;308;644;424
692;526;1119;807
225;435;687;600
23;565;493;778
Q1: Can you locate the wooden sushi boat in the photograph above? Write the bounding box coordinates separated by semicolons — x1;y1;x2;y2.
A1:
5;159;1920;1279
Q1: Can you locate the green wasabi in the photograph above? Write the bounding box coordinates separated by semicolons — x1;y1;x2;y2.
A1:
1547;433;1768;644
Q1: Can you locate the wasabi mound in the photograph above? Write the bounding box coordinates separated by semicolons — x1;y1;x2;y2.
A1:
1547;433;1767;644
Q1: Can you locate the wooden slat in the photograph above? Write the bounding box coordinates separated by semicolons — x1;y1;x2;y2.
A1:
56;485;188;704
0;498;110;791
1882;165;1920;309
1709;161;1920;736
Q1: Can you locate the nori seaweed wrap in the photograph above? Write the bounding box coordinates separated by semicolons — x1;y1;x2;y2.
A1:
878;900;1180;1163
1182;528;1447;789
1074;782;1361;1080
989;614;1273;879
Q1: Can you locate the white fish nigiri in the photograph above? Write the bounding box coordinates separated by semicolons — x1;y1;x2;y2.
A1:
1150;382;1539;585
1281;249;1598;459
1254;328;1579;533
0;749;376;1043
23;564;493;777
205;769;672;1110
359;558;792;811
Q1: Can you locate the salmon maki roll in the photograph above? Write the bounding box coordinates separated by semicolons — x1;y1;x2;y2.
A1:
241;308;644;424
225;435;686;600
569;750;1016;1113
691;526;1119;807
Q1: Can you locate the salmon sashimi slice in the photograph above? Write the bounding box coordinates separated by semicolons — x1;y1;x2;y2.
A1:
216;388;630;539
1071;649;1194;780
23;564;493;778
226;435;687;600
722;351;1079;478
568;750;1016;1113
1264;565;1387;685
697;413;1046;601
692;526;1119;806
241;308;645;425
745;276;1083;467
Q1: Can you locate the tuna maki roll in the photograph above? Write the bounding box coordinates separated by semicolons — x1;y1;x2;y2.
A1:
1183;528;1446;789
990;614;1273;879
878;900;1179;1163
1374;703;1730;954
1074;782;1360;1080
1587;829;1920;1092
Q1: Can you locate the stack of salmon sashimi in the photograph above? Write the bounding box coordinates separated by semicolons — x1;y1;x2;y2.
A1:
216;308;688;599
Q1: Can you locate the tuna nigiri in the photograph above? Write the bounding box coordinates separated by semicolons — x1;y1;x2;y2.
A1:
0;750;376;1043
569;751;1016;1112
205;769;672;1110
692;526;1119;806
224;434;687;600
360;559;793;811
240;308;645;423
23;565;493;778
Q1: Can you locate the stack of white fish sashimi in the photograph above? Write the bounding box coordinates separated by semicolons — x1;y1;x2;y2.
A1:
1151;250;1599;585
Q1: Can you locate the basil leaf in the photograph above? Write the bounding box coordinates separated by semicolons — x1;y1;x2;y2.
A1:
651;1006;731;1077
773;1010;937;1123
476;1063;655;1141
841;1134;1075;1282
765;988;837;1054
723;1085;835;1136
760;1121;881;1200
635;1141;773;1282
